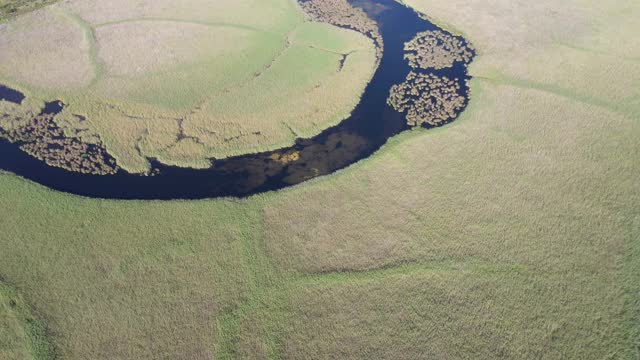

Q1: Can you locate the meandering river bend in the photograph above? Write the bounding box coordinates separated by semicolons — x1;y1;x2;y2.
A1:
0;0;473;199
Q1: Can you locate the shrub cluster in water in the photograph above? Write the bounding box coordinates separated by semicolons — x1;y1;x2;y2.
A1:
0;110;118;175
404;30;474;70
300;0;383;59
388;29;473;127
387;72;466;127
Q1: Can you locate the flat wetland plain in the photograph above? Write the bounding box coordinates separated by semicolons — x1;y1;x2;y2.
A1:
0;0;639;359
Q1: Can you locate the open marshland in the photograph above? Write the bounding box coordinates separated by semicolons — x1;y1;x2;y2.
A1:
0;0;638;359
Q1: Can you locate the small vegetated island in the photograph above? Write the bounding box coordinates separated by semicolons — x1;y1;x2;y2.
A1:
387;30;474;126
0;0;379;173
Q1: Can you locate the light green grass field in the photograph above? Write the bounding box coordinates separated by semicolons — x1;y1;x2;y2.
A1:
0;0;638;358
0;0;377;172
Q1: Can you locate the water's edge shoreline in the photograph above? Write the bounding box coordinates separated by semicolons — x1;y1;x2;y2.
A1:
0;0;474;200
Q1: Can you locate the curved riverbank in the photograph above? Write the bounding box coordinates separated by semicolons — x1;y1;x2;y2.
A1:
0;0;474;199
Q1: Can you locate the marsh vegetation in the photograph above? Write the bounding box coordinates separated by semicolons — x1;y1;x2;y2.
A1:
15;115;117;175
0;0;378;172
387;29;472;127
300;0;384;58
388;72;466;126
404;30;474;70
0;105;117;174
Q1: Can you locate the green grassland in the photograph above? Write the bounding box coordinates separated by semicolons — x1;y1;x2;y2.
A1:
0;178;265;358
0;281;52;360
0;0;377;172
0;0;638;359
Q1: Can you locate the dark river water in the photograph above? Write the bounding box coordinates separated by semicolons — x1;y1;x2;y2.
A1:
0;0;472;200
0;84;25;104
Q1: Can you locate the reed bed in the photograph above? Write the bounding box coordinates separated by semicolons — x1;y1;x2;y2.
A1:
387;72;466;126
404;30;474;70
0;101;117;174
300;0;383;58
